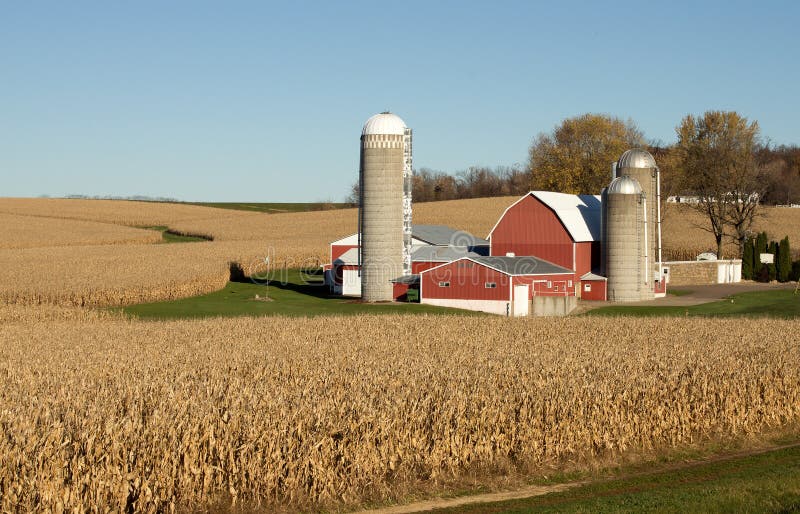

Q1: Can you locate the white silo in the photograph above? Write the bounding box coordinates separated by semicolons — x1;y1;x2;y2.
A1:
603;175;652;301
616;149;662;285
359;112;412;302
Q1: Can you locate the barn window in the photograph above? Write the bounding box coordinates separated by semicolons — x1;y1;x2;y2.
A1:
485;282;497;288
584;283;592;292
439;281;450;287
546;281;552;288
568;280;573;287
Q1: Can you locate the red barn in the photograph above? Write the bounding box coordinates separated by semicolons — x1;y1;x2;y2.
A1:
420;256;575;315
488;192;605;300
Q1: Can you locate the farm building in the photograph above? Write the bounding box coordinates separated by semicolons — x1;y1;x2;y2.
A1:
419;255;577;316
487;191;610;300
346;115;689;316
323;224;489;297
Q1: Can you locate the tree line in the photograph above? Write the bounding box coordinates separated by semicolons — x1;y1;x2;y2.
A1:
346;165;530;204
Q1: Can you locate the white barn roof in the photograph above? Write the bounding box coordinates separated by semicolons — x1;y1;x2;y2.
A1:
333;248;359;265
488;192;602;243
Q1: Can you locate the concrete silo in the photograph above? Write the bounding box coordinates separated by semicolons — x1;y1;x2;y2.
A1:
359;112;412;302
603;175;652;301
616;149;662;285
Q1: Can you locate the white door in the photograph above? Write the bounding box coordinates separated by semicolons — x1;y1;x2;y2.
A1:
342;270;361;296
513;284;529;317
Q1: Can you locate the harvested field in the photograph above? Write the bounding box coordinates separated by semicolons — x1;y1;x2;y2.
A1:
1;198;799;307
0;198;240;226
0;314;797;512
0;213;161;249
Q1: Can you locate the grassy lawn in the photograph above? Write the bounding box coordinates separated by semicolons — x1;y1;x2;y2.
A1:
667;288;693;297
187;202;350;213
140;225;209;243
587;289;800;318
122;269;480;319
430;443;800;514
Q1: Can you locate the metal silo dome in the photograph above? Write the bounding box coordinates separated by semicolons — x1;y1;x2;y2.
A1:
607;175;643;195
362;112;407;136
617;148;657;169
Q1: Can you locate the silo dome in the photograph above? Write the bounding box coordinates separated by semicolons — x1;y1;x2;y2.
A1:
607;175;643;195
617;148;656;169
362;112;407;136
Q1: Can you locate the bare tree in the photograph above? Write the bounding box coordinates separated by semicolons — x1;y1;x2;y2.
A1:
675;111;764;258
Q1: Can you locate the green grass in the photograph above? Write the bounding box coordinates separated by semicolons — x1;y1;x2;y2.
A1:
187;202;351;214
587;289;800;318
121;269;481;319
140;226;209;243
667;288;693;297
429;444;800;513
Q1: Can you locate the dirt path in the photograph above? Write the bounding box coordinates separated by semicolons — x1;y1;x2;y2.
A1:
356;441;800;514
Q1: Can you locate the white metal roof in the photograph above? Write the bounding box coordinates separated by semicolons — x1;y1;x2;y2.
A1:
330;233;360;246
618;148;657;169
580;271;607;281
488;192;602;243
331;225;487;247
362;112;407;135
607;175;642;195
333;248;359;265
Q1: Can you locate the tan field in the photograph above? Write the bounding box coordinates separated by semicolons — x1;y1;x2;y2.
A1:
0;213;162;249
1;197;799;306
0;313;797;512
1;197;799;512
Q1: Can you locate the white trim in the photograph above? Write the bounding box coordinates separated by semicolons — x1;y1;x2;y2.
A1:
422;298;510;315
662;259;742;265
332;233;432;247
418;256;574;278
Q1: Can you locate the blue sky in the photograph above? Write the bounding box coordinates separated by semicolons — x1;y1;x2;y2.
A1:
2;1;797;201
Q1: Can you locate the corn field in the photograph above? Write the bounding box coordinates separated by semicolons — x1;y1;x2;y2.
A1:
0;214;162;249
0;312;797;512
1;198;799;307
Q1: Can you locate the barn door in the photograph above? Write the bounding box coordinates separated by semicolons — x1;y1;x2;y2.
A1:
513;284;529;317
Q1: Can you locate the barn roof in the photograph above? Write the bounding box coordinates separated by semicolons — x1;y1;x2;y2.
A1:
390;274;420;285
333;248;359;265
411;225;489;246
488;192;602;242
411;245;483;262
330;225;488;247
332;245;482;267
472;255;573;276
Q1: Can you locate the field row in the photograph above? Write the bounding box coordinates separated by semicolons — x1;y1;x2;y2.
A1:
0;314;797;511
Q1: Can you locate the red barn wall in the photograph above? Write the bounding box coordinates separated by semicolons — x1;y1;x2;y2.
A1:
412;261;441;274
580;279;606;301
512;274;576;298
421;261;511;301
490;195;574;270
574;242;601;277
